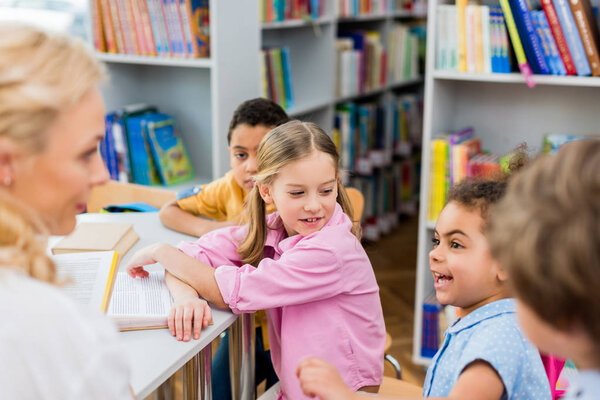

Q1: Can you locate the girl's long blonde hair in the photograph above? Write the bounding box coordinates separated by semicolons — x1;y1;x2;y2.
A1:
0;24;105;282
237;120;357;267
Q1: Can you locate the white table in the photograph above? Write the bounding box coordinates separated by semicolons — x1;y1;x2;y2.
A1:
70;212;255;399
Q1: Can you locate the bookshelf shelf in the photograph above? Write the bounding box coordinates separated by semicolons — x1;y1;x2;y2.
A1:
287;100;332;118
96;53;213;69
413;0;600;367
337;13;389;22
261;16;334;30
334;77;424;103
433;71;600;87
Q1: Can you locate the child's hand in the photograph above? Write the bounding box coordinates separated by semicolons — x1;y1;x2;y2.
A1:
168;295;213;341
296;357;357;400
125;243;165;278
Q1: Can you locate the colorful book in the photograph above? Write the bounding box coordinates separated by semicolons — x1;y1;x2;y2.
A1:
500;0;536;86
145;115;194;186
553;0;592;75
186;0;210;57
507;0;551;74
568;0;600;75
541;0;577;74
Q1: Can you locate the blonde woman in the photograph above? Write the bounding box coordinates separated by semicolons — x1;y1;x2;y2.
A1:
0;25;131;399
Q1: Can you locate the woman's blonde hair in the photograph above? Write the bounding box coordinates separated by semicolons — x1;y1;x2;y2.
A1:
0;24;105;281
0;192;55;283
238;120;357;266
0;23;106;152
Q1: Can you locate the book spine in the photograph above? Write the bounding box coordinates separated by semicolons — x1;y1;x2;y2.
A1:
509;0;551;74
145;0;164;55
280;46;295;110
532;11;556;74
552;0;591;75
568;0;600;75
99;0;118;53
107;0;126;53
137;0;157;56
129;0;148;55
179;0;198;57
541;0;577;74
539;10;567;74
91;0;106;51
481;6;492;73
188;0;211;58
456;0;468;72
116;0;138;54
153;0;172;55
465;5;477;73
499;0;536;86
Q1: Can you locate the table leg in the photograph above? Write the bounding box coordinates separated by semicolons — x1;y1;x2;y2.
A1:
199;346;212;399
228;314;255;400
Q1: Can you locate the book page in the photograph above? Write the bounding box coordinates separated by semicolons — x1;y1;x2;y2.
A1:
53;251;117;312
107;270;173;329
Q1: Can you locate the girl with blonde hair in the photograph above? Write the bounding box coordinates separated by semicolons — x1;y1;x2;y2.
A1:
126;120;386;399
0;24;131;399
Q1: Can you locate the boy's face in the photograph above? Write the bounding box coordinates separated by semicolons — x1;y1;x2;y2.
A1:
228;123;273;193
429;202;506;317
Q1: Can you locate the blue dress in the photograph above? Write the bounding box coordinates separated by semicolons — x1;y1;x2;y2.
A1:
423;299;551;400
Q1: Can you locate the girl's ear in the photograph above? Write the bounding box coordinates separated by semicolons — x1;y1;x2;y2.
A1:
257;182;273;204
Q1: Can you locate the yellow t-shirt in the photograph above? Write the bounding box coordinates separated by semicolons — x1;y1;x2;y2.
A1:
176;170;273;348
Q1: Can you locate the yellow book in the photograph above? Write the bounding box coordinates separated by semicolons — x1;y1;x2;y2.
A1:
456;0;468;72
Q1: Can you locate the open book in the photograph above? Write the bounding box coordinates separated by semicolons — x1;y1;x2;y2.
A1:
53;251;173;331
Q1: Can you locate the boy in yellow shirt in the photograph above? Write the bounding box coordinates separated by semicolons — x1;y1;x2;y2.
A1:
159;97;288;399
159;98;288;236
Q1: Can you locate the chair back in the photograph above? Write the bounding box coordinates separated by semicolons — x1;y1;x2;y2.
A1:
87;180;176;213
345;187;364;221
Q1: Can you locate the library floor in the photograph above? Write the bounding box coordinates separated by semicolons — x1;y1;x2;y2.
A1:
160;215;427;399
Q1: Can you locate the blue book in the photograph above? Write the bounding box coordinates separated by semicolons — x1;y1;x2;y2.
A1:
104;114;119;180
145;115;194;186
280;47;295;110
552;0;592;75
507;0;551;74
357;106;370;159
532;11;557;74
124;111;163;186
537;11;568;75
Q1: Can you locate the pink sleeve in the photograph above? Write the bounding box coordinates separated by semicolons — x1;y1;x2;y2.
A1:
176;225;245;268
214;241;344;313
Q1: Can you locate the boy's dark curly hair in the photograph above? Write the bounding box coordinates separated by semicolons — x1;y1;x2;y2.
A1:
227;98;289;144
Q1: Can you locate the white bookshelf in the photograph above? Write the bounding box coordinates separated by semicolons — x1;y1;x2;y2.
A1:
259;2;427;147
412;0;600;366
95;0;260;185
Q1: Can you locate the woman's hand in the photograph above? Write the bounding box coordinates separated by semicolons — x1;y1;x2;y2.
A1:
168;295;213;341
296;357;358;400
125;243;168;278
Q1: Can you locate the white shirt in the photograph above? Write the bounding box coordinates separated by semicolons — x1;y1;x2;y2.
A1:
0;269;131;400
562;370;600;400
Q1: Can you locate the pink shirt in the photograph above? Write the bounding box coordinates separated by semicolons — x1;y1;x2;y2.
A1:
178;203;385;399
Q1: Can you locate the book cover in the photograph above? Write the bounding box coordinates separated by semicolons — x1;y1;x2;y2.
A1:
508;0;552;74
186;0;210;58
145;115;195;186
500;0;536;86
568;0;600;75
540;0;578;74
52;222;139;266
552;0;592;75
537;10;568;75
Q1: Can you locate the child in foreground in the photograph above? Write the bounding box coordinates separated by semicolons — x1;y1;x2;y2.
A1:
487;139;600;400
127;121;386;399
297;170;551;399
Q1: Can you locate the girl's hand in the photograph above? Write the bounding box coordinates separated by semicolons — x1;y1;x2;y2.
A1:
125;243;166;278
168;295;213;342
296;357;357;400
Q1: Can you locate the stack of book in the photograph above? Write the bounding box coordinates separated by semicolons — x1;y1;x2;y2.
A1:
260;0;323;22
100;104;194;187
261;47;295;110
337;0;388;17
388;23;424;82
335;31;387;98
90;0;210;57
436;0;600;78
334;94;422;240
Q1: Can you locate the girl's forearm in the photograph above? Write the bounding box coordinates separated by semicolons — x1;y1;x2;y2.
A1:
153;243;228;308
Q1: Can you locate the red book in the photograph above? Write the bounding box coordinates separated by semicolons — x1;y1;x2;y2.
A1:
541;0;578;74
